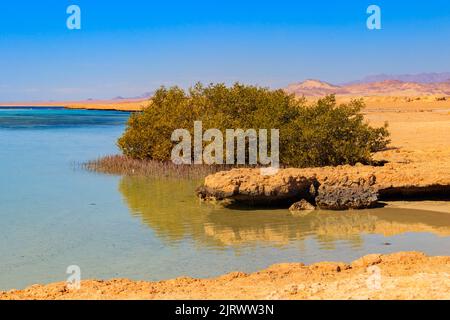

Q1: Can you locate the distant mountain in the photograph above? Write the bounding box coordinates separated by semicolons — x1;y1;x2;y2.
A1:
285;79;349;96
285;79;450;97
347;72;450;84
112;91;154;101
136;91;154;99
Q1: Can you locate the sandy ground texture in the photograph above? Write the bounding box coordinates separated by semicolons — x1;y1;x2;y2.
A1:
385;201;450;214
1;252;449;300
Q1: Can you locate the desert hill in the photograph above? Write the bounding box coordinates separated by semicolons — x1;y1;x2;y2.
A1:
348;72;450;84
285;79;450;97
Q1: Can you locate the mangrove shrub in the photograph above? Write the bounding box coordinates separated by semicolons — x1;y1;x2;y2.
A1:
118;83;390;167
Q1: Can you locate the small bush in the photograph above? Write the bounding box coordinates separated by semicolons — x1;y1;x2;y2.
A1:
118;83;390;168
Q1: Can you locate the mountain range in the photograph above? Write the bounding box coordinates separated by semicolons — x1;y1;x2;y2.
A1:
109;73;450;100
346;72;450;84
285;79;450;97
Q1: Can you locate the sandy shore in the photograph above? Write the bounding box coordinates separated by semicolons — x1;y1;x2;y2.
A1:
0;99;147;111
385;201;450;214
1;252;449;300
1;94;450;112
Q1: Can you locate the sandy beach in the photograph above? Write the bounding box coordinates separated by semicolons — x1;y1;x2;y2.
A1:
1;252;449;300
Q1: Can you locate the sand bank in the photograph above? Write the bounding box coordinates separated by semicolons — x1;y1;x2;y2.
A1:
0;99;147;111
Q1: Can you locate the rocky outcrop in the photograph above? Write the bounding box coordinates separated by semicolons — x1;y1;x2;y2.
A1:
196;148;450;210
197;169;318;205
289;199;316;212
315;175;379;210
197;168;383;210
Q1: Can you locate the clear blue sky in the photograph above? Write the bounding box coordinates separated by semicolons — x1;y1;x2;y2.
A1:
1;0;450;101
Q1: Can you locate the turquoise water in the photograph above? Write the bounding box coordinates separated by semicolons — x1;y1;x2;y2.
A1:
1;108;450;290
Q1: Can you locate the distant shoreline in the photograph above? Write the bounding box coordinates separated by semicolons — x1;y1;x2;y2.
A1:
0;104;142;112
1;94;450;112
0;106;65;109
0;98;147;112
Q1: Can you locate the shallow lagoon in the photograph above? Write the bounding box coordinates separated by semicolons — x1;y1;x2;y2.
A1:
1;108;450;290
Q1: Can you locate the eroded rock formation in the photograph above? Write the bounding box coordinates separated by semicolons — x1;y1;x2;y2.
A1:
315;175;379;210
196;168;382;210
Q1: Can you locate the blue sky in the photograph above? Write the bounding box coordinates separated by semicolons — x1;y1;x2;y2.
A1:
1;0;450;101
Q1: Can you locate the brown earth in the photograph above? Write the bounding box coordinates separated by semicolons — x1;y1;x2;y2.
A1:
1;252;449;300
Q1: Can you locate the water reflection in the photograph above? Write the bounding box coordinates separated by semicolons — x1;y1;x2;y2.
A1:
119;176;450;250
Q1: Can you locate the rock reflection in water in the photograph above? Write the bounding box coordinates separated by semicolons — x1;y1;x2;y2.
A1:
119;176;450;250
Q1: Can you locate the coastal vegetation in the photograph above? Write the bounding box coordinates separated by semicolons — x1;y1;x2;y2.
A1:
116;83;390;170
85;155;230;179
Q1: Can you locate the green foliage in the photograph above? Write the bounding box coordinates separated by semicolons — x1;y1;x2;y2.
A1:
118;83;390;167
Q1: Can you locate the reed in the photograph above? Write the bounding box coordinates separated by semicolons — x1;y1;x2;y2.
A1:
84;155;239;179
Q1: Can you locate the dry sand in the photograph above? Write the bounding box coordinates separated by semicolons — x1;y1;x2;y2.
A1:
1;252;449;300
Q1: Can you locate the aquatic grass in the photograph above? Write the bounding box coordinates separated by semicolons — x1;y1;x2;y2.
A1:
84;155;241;179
